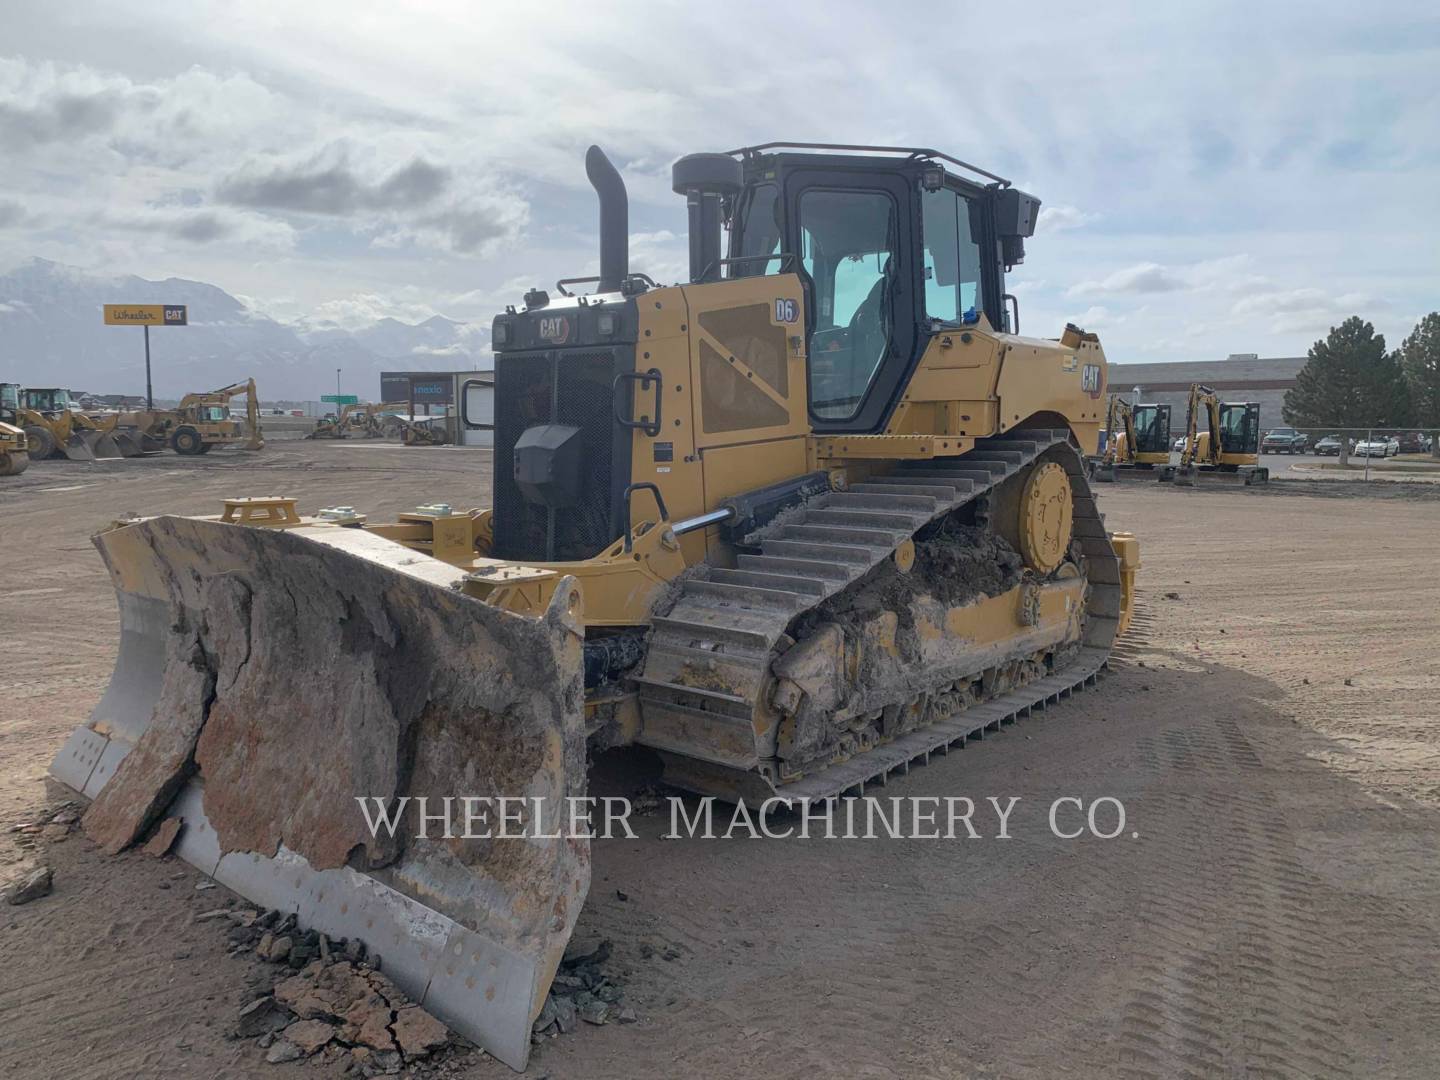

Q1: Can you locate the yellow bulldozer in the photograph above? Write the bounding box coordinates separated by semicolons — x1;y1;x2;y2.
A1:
1;384;129;461
1090;394;1171;482
0;420;29;475
1166;383;1268;486
53;143;1139;1069
306;401;388;439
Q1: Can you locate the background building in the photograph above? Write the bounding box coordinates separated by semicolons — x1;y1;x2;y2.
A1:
379;369;496;446
1109;354;1305;428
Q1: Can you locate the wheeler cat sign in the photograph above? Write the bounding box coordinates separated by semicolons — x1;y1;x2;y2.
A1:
103;304;188;326
103;304;189;407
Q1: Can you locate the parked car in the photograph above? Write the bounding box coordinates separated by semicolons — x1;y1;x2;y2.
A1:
1395;432;1428;454
1353;437;1399;458
1313;435;1346;456
1172;435;1187;452
1261;427;1311;454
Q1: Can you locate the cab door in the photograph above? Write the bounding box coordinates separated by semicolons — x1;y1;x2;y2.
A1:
783;170;919;433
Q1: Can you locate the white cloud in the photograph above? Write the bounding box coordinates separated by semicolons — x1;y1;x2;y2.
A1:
1067;262;1186;297
1230;288;1383;335
1036;205;1098;234
1066;305;1122;329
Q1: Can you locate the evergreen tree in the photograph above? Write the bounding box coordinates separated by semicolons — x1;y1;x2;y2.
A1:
1397;312;1440;430
1283;317;1410;429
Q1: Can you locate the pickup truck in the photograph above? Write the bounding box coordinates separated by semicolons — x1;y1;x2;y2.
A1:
1261;427;1310;454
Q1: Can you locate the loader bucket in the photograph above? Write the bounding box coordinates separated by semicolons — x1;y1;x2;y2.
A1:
50;516;588;1070
59;427;123;461
59;429;101;461
108;428;150;457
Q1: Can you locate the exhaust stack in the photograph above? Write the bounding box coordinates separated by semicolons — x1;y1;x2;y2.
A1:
585;145;628;292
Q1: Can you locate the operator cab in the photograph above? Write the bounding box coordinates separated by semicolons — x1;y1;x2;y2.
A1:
678;143;1041;433
1131;404;1172;455
23;388;74;413
1218;402;1260;456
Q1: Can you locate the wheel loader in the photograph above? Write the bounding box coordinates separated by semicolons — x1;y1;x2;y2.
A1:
1165;383;1268;486
0;420;29;475
1090;394;1171;482
1;384;128;461
54;142;1139;1070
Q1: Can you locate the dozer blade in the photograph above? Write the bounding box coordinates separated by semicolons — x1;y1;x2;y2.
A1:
50;516;587;1070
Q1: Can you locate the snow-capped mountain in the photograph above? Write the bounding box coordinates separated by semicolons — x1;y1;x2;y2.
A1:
0;258;489;401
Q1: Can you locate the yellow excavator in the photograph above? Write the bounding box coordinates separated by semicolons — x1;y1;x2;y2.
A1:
1167;383;1267;486
307;401;389;439
1;384;127;461
54;143;1139;1069
111;378;266;455
1091;394;1171;482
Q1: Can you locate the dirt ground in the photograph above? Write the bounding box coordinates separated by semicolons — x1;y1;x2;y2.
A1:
2;441;1439;1079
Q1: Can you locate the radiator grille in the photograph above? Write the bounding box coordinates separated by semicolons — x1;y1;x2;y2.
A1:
493;347;630;561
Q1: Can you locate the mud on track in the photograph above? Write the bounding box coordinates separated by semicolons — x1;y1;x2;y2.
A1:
2;442;1438;1078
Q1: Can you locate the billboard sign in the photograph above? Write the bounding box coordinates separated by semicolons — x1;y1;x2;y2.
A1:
103;304;188;326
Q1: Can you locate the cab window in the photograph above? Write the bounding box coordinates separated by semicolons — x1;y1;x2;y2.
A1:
921;187;983;324
800;189;897;420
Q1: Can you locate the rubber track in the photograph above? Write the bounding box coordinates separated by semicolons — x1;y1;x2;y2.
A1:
636;429;1123;800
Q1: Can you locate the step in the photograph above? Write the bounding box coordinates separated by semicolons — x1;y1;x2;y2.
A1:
898;461;1006;481
962;450;1026;467
736;554;857;582
650;614;775;652
975;439;1039;457
819;491;938;514
707;568;827;596
849;482;959;501
644;639;772;679
986;429;1067;447
682;578;812;612
630;674;751;710
780;523;905;547
803;508;927;531
637;698;760;769
760;538;878;565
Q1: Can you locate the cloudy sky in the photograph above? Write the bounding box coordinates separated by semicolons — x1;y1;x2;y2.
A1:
2;1;1436;360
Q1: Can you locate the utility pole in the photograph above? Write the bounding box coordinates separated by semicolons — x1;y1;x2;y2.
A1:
336;367;342;398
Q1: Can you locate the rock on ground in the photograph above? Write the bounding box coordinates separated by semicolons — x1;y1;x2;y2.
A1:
142;817;183;857
4;864;53;905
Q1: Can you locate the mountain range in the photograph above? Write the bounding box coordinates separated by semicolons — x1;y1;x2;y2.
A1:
0;258;490;401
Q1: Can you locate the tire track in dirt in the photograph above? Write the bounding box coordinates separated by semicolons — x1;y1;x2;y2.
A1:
1113;721;1355;1080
